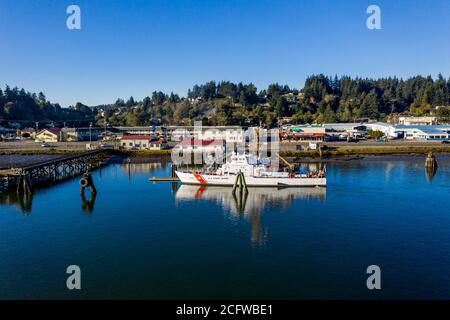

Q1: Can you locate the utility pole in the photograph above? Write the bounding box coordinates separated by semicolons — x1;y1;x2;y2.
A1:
89;122;92;143
104;119;107;141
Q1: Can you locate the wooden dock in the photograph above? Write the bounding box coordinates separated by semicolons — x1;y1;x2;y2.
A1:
150;177;180;182
0;149;113;193
149;164;180;182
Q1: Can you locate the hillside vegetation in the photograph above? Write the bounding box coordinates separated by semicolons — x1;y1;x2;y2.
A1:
2;75;450;128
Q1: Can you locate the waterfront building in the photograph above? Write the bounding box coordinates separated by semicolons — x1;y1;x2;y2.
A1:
166;125;244;143
281;125;326;142
120;135;168;150
35;128;62;142
61;127;103;141
16;129;36;140
101;126;166;141
321;123;369;140
200;127;244;144
394;125;450;140
365;122;398;139
116;126;156;135
173;138;225;154
169;127;191;142
323;123;367;132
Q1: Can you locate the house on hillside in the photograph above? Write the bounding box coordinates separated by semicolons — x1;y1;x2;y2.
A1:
398;116;437;126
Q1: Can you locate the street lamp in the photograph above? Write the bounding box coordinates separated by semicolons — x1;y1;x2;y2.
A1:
89;122;92;143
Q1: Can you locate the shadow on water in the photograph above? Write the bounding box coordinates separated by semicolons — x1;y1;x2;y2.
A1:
0;192;34;214
0;170;100;215
425;165;438;182
81;192;97;215
0;160;166;215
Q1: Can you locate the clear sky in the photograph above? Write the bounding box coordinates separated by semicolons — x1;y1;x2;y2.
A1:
1;0;450;107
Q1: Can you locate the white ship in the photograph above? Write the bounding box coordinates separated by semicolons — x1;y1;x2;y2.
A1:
175;153;326;187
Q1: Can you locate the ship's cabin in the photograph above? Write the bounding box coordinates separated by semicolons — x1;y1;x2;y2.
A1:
221;153;257;175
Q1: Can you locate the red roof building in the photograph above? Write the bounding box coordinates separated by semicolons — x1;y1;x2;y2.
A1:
121;135;152;141
177;138;224;147
280;131;325;142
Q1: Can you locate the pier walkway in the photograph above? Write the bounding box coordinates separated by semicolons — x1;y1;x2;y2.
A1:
0;148;113;193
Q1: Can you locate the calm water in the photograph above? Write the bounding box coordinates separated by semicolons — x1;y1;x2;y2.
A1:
1;156;450;299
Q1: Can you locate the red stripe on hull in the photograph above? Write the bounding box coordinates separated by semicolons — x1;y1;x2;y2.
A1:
193;173;207;184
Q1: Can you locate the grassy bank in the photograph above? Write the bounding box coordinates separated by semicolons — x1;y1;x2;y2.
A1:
280;145;450;158
2;145;450;158
0;148;172;157
120;149;172;157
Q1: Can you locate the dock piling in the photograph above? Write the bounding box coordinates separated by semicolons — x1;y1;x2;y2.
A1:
80;172;97;196
171;164;177;178
425;152;438;181
425;152;437;168
16;173;32;194
232;171;248;195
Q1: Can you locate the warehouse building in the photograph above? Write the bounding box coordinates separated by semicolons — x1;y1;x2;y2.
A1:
394;125;450;140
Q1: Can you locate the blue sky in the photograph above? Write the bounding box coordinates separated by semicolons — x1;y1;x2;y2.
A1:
1;0;450;106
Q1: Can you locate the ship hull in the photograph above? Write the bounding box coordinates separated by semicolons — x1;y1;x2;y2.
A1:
175;171;326;187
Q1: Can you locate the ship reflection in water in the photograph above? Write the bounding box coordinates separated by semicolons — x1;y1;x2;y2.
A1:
175;185;326;244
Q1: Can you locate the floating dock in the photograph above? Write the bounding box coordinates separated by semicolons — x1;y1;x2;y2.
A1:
150;177;180;182
149;164;180;182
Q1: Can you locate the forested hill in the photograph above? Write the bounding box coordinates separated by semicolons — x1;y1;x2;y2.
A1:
0;86;95;127
1;74;450;128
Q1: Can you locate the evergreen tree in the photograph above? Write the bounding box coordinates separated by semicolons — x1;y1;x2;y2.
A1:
359;90;379;119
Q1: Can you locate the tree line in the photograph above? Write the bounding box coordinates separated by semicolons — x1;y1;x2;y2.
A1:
103;75;450;126
2;75;450;128
0;85;95;127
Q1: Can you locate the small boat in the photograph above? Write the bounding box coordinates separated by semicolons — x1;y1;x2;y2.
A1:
175;153;326;187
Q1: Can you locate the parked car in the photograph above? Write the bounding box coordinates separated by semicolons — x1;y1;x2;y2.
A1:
99;143;110;149
41;143;50;147
441;140;450;144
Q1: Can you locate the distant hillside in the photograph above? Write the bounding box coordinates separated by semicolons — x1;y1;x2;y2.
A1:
99;75;450;127
0;86;95;127
2;75;450;128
